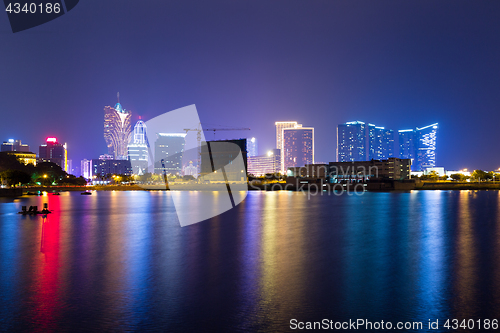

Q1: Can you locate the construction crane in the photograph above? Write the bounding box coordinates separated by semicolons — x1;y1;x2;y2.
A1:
183;124;251;172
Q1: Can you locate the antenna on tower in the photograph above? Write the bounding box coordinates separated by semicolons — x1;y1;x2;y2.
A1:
117;92;120;103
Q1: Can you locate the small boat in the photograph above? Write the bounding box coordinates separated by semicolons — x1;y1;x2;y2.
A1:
18;204;51;215
52;192;61;195
81;191;92;195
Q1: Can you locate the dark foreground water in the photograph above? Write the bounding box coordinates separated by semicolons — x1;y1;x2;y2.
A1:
1;190;500;332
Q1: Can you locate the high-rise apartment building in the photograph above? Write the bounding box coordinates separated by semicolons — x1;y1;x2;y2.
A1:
154;133;187;175
337;121;367;162
104;93;132;160
282;126;314;171
275;121;299;173
39;137;68;171
128;120;149;175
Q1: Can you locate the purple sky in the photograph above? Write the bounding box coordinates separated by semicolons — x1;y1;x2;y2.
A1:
1;1;500;171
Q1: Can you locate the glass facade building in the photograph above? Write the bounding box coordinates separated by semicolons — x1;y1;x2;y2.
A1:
368;124;394;161
247;137;258;157
128;120;149;175
397;123;438;171
282;127;314;171
415;123;438;171
398;129;415;160
337;121;367;162
154;133;187;175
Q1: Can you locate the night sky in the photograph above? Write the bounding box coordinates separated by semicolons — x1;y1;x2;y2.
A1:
1;1;499;171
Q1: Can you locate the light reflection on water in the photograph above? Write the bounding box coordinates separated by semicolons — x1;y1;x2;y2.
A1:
0;190;499;332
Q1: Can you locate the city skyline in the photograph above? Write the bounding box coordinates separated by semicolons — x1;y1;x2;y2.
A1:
2;3;500;331
1;2;500;171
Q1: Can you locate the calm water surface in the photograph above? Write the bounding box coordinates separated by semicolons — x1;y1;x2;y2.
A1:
1;190;500;332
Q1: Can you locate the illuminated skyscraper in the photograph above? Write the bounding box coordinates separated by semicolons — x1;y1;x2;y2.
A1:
337;121;366;162
154;133;187;175
39;137;68;171
247;137;258;157
398;129;415;160
368;124;394;160
81;159;91;179
104;93;132;160
398;123;438;171
282;127;314;171
275;121;299;173
415;123;438;171
128;120;149;175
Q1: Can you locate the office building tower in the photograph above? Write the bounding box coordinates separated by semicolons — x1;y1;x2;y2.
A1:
368;124;394;160
282;126;314;171
415;123;438;171
398;129;415;160
154;133;187;175
104;93;132;160
247;149;281;176
39;137;68;171
275;121;299;173
128;120;149;175
398;123;438;171
1;139;30;152
247;137;258;157
337;121;366;162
